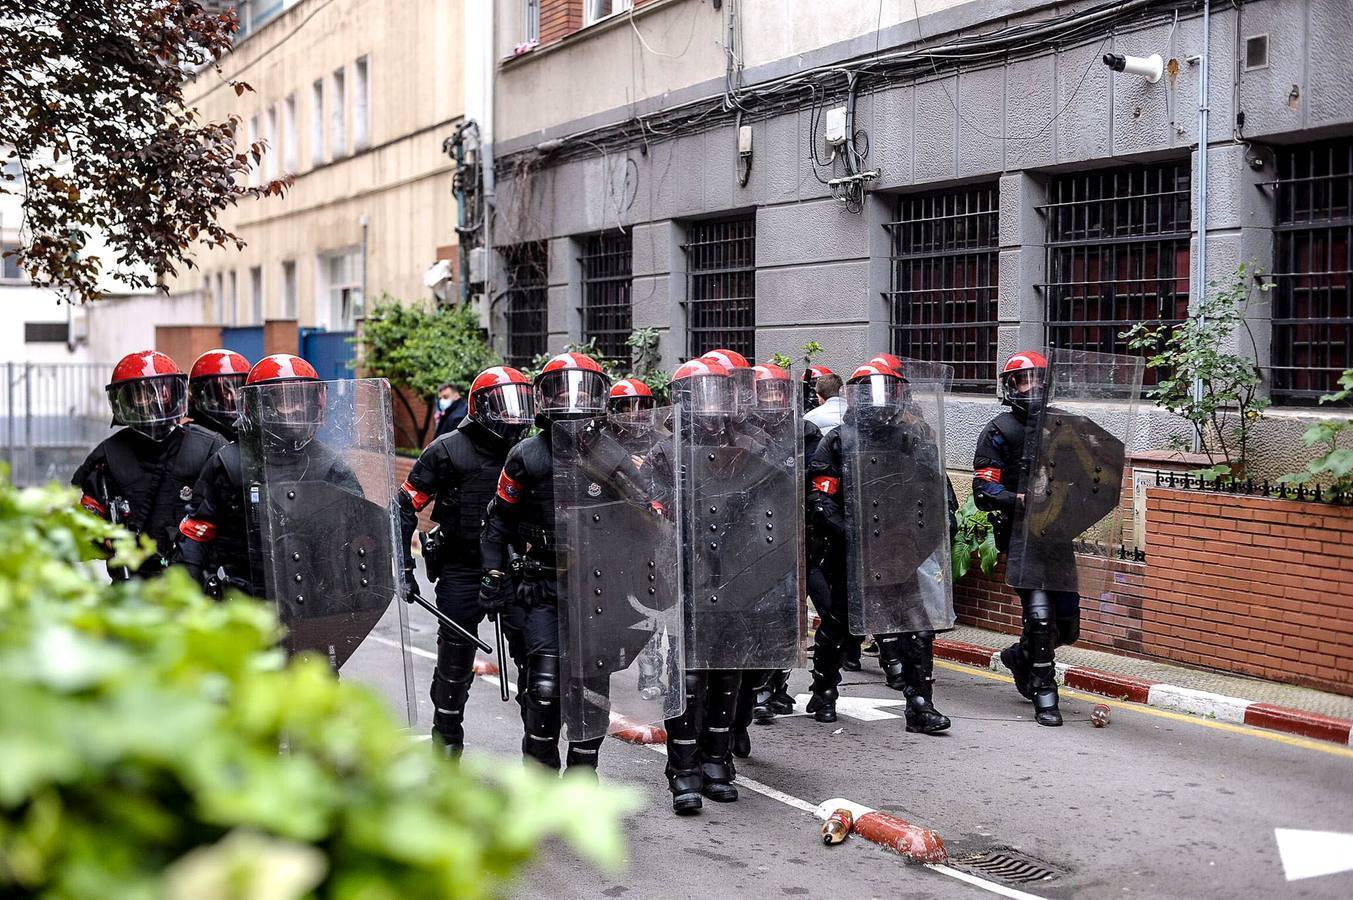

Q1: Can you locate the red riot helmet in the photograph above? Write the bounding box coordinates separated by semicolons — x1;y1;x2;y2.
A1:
468;366;534;441
534;352;610;425
242;354;326;452
701;348;754;416
868;353;904;374
999;350;1049;415
671;357;732;418
608;377;656;415
802;364;833;410
846;363;906;411
106;350;188;442
752;363;792;411
188;349;250;435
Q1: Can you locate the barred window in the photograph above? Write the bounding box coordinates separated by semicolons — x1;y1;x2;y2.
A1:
885;185;999;391
1271;139;1352;405
580;231;633;365
683;217;755;360
1042;162;1192;386
501;242;548;369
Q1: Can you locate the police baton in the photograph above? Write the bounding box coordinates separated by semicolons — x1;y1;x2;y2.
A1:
402;585;492;655
494;616;510;701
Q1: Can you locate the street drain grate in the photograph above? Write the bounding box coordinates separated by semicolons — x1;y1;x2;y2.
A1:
948;846;1063;885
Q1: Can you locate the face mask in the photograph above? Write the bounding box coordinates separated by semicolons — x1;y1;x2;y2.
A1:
438;397;453;411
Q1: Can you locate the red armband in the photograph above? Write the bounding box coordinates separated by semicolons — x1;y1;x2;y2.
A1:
974;467;1002;484
401;480;432;511
79;493;107;517
811;476;840;496
496;469;524;504
178;517;217;542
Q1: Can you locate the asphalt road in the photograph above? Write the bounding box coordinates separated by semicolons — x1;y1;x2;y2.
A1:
350;594;1353;900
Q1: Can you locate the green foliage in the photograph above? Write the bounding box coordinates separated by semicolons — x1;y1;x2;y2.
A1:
526;329;673;404
951;495;999;581
1279;369;1353;496
0;471;635;898
770;341;824;375
357;296;500;445
1121;264;1271;476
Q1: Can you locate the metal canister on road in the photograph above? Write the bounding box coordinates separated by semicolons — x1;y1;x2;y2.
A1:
821;808;854;845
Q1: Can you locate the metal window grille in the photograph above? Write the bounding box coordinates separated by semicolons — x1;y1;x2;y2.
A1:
683;217;756;360
884;185;999;391
501;242;549;369
1042;162;1192;387
580;231;633;365
1271;139;1352;405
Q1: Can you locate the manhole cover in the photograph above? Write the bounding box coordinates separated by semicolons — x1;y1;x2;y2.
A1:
948;846;1064;885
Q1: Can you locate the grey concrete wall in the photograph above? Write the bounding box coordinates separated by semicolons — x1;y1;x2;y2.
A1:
490;0;1353;480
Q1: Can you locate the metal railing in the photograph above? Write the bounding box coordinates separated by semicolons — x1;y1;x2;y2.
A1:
1153;469;1351;505
2;362;112;487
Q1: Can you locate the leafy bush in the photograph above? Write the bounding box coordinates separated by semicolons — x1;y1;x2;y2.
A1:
0;472;633;898
1279;369;1353;497
1122;264;1271;478
357;297;500;446
951;495;999;581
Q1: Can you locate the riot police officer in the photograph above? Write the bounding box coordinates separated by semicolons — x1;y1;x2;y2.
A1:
397;366;535;754
973;350;1072;727
176;354;350;597
806;362;952;734
480;352;613;775
187;349;251;440
74;350;225;578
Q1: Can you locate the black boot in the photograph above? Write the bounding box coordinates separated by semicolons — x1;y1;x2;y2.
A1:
807;631;842;723
842;637;862;672
768;670;795;715
699;671;740;803
1000;642;1033;701
901;633;950;735
565;738;602;781
751;684;776;724
521;654;563;770
665;673;704;815
877;635;907;690
1024;592;1063;727
430;633;477;756
732;674;756;756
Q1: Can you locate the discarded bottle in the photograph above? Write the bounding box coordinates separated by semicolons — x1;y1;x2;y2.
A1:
822;808;854;845
1091;704;1111;727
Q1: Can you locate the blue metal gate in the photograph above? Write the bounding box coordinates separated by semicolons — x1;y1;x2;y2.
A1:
220;326;266;364
299;328;355;380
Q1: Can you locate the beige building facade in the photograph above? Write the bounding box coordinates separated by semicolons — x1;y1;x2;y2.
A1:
167;0;465;330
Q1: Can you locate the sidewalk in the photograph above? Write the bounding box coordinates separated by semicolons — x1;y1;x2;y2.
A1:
934;624;1353;746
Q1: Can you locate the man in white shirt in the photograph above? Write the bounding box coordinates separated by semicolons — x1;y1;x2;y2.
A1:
804;372;845;434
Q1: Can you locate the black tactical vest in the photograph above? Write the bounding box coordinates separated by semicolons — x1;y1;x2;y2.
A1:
429;426;508;565
101;425;222;557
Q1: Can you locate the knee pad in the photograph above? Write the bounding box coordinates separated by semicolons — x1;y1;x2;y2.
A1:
434;637;478;684
1023;591;1056;633
527;654;560;707
1056;617;1080;647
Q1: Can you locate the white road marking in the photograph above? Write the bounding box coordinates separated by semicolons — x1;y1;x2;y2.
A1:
782;692;909;722
1274;828;1353;881
368;633;437;661
925;863;1053;900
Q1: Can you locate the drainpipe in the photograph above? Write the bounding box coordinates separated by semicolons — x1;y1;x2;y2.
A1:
1192;0;1211;452
481;2;498;348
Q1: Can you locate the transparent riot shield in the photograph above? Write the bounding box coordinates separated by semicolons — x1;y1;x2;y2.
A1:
675;400;806;670
1007;349;1143;600
240;377;417;726
553;411;684;742
842;361;955;635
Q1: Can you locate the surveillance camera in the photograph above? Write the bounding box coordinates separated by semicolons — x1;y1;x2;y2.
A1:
1103;52;1164;84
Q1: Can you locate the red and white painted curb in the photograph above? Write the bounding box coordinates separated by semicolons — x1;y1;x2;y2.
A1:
933;639;1353;747
814;798;947;864
474;656;665;745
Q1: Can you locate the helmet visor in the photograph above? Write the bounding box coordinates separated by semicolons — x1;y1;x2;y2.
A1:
190;373;247;422
755;378;791;410
609;394;656;415
847;375;906;409
535;369;608;418
251;381;327;430
474;382;535;425
677;374;732;415
1001;368;1046;404
109;375;188;427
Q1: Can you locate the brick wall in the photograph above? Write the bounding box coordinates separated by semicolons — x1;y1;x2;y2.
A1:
155;325;222;371
539;0;583;44
393;454;434;532
954;487;1353;697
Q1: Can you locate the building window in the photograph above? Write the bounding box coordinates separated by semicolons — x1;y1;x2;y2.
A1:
249;265;264;322
247;113;261;186
24;322;68;344
1271;139;1353;405
501;242;549;369
214;272;225;323
1042;161;1191;387
353;56;370;151
227;270;238;325
885;185;999;391
580;231;633;365
584;0;631;26
324;250;363;330
524;0;540;43
283;93;298;171
2;243;24;282
310;79;325;165
281;259;298;318
683;216;756;360
265;104;278;180
329;68;346;159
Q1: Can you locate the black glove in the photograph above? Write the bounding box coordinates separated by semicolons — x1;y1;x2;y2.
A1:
403;566;422;602
478;569;512;618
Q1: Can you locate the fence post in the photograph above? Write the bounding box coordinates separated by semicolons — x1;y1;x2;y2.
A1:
23;362;34;484
5;362;12;478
